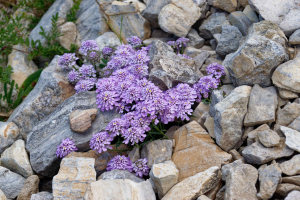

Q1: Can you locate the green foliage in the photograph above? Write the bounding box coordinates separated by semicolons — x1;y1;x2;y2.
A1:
66;0;81;22
0;66;13;83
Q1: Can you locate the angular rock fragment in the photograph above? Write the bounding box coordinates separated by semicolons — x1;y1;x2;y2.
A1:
285;190;300;200
257;129;280;148
57;22;78;50
275;183;300;198
282;175;300;186
279;155;300;176
69;109;98;133
228;11;252;36
0;122;20;154
199;12;229;39
95;32;121;53
276;102;300;126
216;25;242;56
278;88;299;100
243;5;259;23
17;175;39;200
187;28;205;49
209;0;237;13
209;85;234;117
99;169;144;183
288;116;300;132
289;29;300;45
280;126;300;153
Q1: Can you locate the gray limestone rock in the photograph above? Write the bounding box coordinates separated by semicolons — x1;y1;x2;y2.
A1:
242;138;294;165
244;84;276;126
280;155;300;176
288;116;300;132
228;11;252;36
0;166;26;199
187;28;205;49
30;192;53;200
148;40;174;61
243;5;259;23
285;191;300;200
0;122;20;154
276;102;300;126
216;25;242;56
26;91;120;177
199;12;229;39
280;126;300;153
290;29;300;45
257;129;280;148
7;56;75;140
99;169;144;183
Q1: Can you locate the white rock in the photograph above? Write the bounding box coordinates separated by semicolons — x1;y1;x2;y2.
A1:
285;190;300;200
0;140;33;178
95;32;122;53
280;126;300;153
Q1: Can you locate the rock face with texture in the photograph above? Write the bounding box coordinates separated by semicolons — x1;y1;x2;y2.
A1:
257;161;282;200
29;0;73;45
209;85;234;117
275;183;300;197
17;175;39;200
257;129;280;148
26;91;120;177
142;0;171;27
57;22;78;50
8;44;38;86
272;55;300;93
216;25;242;56
148;41;199;90
224;21;288;87
84;179;156;200
0;140;33;178
214;86;251;152
7;56;75;140
76;0;109;41
0;189;6;200
280;126;300;153
162;167;221;200
210;0;237;13
228;11;252;36
172;121;232;181
69;109;98;133
187;28;205;49
279;155;300;176
141;140;172;168
158;0;201;37
149;160;179;198
285;190;300;200
248;0;300;36
282;175;300;186
199;12;229;39
222;161;258;200
53;158;96;199
0;122;20;154
288;116;300;132
99;169;144;183
290;29;300;45
0;166;26;199
242;138;294;165
244;84;276;126
276;102;300;126
30;192;53;200
95;32;121;53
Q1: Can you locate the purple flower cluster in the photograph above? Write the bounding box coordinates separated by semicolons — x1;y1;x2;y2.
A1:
58;53;78;69
56;138;77;158
102;47;114;59
167;37;190;53
177;54;192;59
68;64;97;93
90;132;113;154
107;155;149;177
79;40;99;56
127;36;142;47
206;63;226;79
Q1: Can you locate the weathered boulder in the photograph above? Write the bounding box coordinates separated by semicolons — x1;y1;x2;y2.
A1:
7;56;75;140
69;109;98;133
172;121;232;182
162;167;221;200
272;54;300;93
84;179;155;200
29;0;73;45
57;22;79;50
224;21;288;87
99;169;144;183
149;160;179;198
0;166;26;199
244;84;276;126
276;102;300;126
216;25;242;56
199;12;229;39
242;138;294;165
280;155;300;176
7;44;38;86
95;32;121;53
248;0;300;36
257;161;282;200
141;140;172;168
280;126;300;153
26;91;120;177
228;11;252;36
53;157;96;199
158;0;201;37
17;175;39;200
0;122;20;154
214;86;251;152
0;140;33;178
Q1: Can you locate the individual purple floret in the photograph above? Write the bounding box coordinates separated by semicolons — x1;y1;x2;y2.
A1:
90;132;113;154
79;64;97;78
56;138;77;158
177;54;192;59
79;40;99;56
132;158;149;177
68;69;79;84
127;36;142;47
107;155;133;172
176;37;189;48
58;53;78;69
102;47;114;59
74;78;95;93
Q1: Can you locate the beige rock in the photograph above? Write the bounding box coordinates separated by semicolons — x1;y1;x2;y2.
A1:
104;1;139;15
228;149;244;162
0;140;33;178
128;147;140;163
192;102;210;123
288;116;300;132
172;121;232;182
165;126;180;140
276;102;300;126
281;126;300;153
257;129;280;148
0;189;6;200
98;169;144;183
238;0;248;7
215;186;225;200
214;86;252;152
204;117;214;138
247;124;270;146
17;175;39;200
8;44;38;86
204;179;223;200
282;175;300;186
162;167;221;200
257;161;282;200
285;190;300;200
53;157;96;199
273;55;300;93
280;155;300;176
158;0;201;37
0;122;20;154
278;88;299;100
149;160;179;198
84;179;155;200
197;195;211;200
57;22;78;50
275;183;300;197
273;124;285;137
69;109;98;133
211;0;237;13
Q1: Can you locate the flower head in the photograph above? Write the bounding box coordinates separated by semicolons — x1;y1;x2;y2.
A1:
96;90;120;111
58;53;78;69
87;51;101;64
102;47;114;59
132;158;149;177
107;155;133;172
79;40;99;56
206;63;226;80
167;41;176;49
90;132;113;154
79;64;97;78
106;118;126;137
176;37;189;48
74;78;96;93
56;138;77;158
127;36;142;47
68;69;79;84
